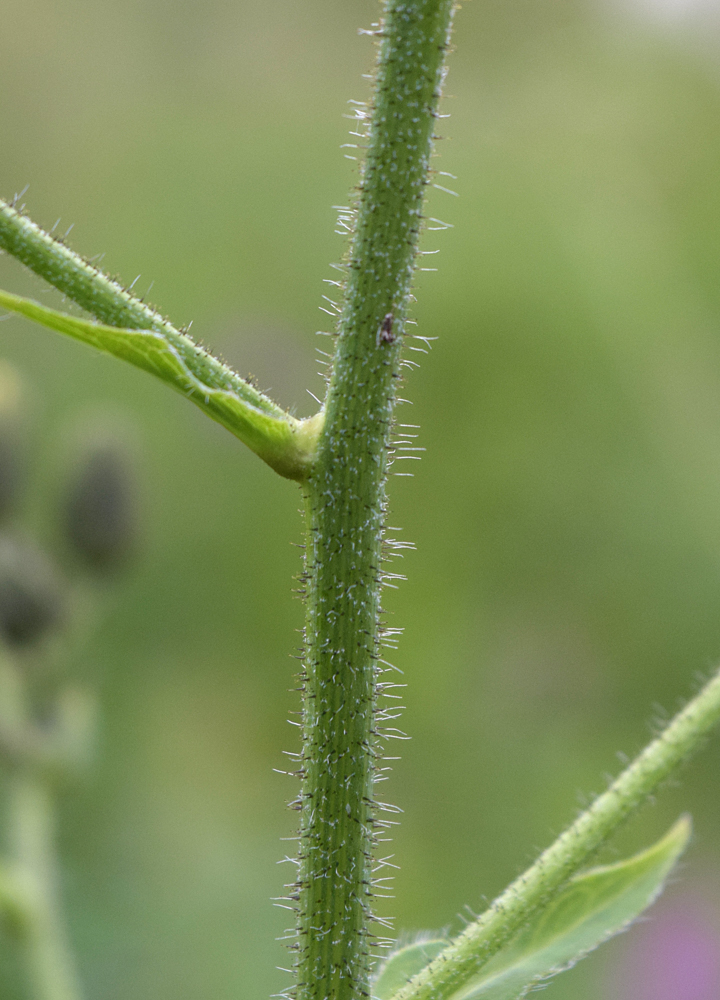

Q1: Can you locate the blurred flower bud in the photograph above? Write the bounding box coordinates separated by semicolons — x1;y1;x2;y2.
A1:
0;535;63;647
63;439;137;571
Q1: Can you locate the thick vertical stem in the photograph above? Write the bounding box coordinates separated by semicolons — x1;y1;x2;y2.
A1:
294;3;456;1000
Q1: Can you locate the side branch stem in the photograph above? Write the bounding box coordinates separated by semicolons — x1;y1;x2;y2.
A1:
392;667;720;1000
0;198;284;420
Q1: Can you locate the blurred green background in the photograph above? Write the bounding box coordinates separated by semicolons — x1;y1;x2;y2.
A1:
3;0;720;997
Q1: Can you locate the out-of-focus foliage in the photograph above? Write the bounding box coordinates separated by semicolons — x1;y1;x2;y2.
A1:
2;1;720;998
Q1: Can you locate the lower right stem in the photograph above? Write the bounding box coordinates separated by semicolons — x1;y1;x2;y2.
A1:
393;666;720;1000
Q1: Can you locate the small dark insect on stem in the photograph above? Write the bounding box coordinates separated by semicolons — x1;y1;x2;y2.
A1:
376;312;396;347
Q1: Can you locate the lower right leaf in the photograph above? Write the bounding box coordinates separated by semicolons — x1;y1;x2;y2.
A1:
454;814;691;1000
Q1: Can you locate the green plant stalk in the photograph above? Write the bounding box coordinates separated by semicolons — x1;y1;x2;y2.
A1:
0;653;82;1000
0;199;291;420
293;3;455;999
390;666;720;1000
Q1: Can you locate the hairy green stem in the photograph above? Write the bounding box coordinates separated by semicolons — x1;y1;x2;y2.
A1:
293;3;455;999
0;201;324;478
0;198;286;420
391;667;720;1000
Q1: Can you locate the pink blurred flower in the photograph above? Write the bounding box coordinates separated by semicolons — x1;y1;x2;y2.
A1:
607;894;720;1000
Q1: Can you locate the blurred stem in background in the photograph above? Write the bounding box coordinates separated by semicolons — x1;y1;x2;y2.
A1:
0;367;137;1000
1;655;83;1000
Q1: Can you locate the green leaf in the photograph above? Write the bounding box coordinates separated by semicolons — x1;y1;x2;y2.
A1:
0;288;322;480
374;940;449;1000
452;815;691;1000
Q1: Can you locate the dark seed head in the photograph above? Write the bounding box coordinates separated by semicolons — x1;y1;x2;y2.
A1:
64;443;137;572
0;535;63;647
